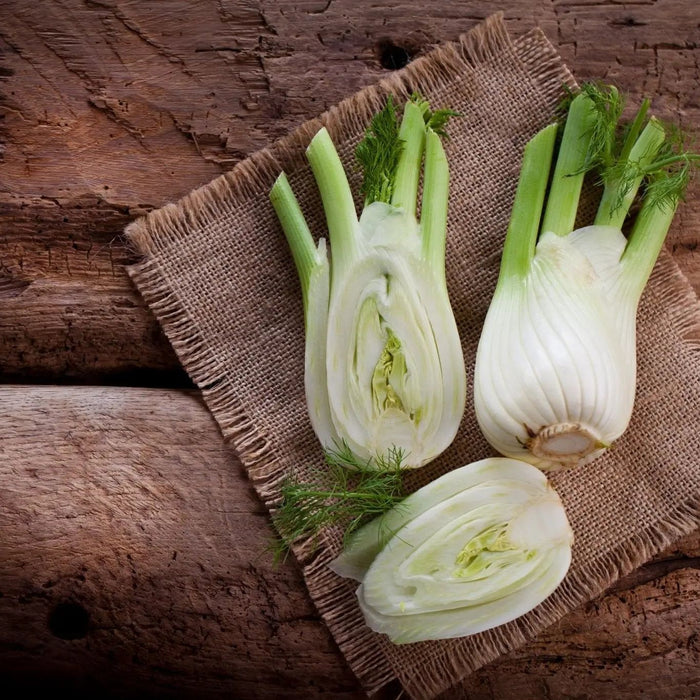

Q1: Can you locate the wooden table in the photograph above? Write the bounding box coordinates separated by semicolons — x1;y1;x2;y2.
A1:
2;1;699;697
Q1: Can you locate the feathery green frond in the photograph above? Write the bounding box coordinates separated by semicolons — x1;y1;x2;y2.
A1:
578;82;624;172
270;441;407;561
355;96;404;204
599;114;698;219
410;91;459;138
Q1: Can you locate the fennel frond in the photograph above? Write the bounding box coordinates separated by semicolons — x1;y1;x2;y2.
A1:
270;442;406;561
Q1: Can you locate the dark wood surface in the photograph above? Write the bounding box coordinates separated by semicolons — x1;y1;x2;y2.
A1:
2;1;699;697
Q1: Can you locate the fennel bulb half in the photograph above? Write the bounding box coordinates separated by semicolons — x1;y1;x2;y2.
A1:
474;85;696;471
270;96;466;469
330;457;573;644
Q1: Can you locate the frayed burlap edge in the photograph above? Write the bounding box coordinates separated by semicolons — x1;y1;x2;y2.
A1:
125;13;700;700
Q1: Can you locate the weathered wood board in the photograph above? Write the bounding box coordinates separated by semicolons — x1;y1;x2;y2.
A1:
1;386;699;698
1;0;699;697
0;387;360;698
1;0;699;380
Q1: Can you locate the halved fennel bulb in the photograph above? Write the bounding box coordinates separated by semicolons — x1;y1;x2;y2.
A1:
330;458;573;644
271;97;466;468
474;85;692;470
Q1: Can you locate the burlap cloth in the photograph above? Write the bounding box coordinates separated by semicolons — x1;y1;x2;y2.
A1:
125;14;700;699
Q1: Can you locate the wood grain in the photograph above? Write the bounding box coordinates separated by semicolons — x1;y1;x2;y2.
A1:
1;0;699;381
0;386;360;699
454;556;700;699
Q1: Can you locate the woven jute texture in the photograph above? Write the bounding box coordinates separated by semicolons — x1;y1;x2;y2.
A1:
126;14;700;699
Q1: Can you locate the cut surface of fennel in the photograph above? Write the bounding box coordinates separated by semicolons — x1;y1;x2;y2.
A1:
324;202;465;465
473;85;694;470
329;458;573;643
271;98;466;469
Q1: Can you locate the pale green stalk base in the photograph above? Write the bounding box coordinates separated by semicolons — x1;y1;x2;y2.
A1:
498;123;558;283
421;129;450;285
391;101;427;217
306;128;360;273
621;195;679;298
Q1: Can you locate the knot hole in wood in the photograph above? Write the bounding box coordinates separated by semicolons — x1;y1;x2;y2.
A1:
377;41;411;70
48;601;90;640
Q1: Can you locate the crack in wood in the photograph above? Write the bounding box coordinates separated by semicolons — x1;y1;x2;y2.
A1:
608;556;700;594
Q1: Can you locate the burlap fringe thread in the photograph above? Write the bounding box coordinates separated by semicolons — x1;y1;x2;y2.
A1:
126;13;700;700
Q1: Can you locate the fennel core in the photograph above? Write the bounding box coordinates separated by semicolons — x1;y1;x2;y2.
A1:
270;94;466;471
475;82;698;471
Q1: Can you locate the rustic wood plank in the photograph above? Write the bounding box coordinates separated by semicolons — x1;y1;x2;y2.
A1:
0;193;185;382
1;0;698;381
1;385;698;698
0;385;361;698
453;553;700;699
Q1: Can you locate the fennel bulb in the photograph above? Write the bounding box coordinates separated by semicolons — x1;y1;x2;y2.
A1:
330;457;573;644
270;96;466;469
474;85;697;471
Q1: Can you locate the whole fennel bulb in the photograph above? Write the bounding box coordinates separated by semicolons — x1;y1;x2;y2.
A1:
474;85;696;470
